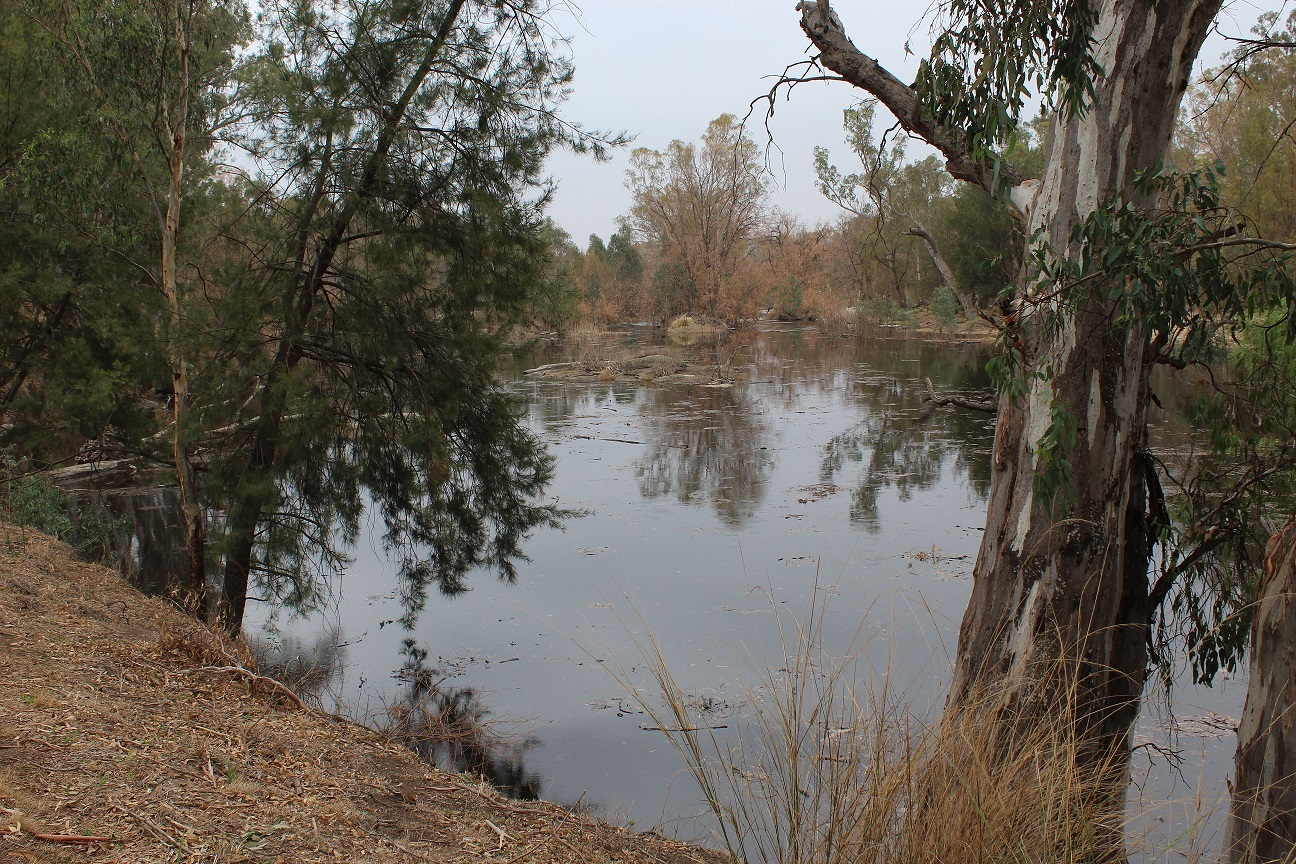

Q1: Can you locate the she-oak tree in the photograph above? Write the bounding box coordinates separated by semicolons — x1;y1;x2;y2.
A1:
798;0;1294;776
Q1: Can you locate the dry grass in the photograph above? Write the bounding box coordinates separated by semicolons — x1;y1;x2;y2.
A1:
610;589;1137;864
0;526;724;863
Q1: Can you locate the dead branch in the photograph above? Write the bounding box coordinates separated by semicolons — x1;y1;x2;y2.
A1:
922;378;997;414
901;222;981;321
28;832;116;844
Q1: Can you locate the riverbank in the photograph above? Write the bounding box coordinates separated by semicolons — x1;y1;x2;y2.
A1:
521;312;998;386
0;526;723;863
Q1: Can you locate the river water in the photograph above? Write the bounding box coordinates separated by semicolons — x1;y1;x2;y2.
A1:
244;324;1245;850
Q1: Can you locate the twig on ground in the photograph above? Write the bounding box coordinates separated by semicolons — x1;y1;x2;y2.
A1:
27;831;116;844
484;819;511;850
193;665;311;712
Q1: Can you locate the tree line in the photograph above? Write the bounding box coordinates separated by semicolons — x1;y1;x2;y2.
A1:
543;110;1034;330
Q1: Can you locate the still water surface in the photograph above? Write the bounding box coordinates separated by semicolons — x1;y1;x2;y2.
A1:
247;324;1243;847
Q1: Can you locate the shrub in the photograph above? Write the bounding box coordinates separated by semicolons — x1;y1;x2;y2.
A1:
930;285;962;329
1;448;130;564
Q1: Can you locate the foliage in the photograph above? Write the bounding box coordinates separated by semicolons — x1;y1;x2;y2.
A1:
649;261;693;323
992;159;1296;680
930;183;1022;307
606;228;643;285
916;0;1099;195
193;0;613;627
0;450;129;564
0;2;165;456
1180;12;1296;242
625;114;769;321
1;0;616;630
815;100;1036;314
929;285;961;329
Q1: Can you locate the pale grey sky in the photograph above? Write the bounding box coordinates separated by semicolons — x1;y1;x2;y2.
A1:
543;0;1289;246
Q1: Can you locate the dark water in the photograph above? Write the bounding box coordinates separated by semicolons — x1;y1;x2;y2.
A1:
244;325;1244;849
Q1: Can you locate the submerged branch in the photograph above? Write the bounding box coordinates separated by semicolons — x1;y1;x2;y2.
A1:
922;378;997;414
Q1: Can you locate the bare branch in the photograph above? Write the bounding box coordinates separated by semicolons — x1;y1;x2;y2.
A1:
798;0;1021;195
901;222;978;318
922;378;997;414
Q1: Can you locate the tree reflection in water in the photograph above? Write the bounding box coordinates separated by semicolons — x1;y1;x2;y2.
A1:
636;383;772;527
821;341;996;531
390;639;543;800
249;631;347;704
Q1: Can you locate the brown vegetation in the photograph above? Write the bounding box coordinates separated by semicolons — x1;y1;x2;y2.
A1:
615;602;1141;864
0;526;722;864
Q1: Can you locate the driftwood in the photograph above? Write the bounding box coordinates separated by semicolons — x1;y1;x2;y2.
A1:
521;361;581;376
922;378;997;414
44;459;138;490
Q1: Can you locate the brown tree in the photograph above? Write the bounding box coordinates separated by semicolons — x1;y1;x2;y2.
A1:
625;114;769;320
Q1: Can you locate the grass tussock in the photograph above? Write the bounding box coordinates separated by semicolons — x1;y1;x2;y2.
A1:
612;593;1129;864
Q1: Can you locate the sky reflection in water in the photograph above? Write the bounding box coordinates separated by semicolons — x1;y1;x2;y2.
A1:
247;325;1242;848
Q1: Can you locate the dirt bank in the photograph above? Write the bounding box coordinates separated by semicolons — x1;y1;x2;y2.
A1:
0;527;722;864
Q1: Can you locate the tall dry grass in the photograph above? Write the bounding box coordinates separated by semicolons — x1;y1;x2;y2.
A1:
609;591;1134;864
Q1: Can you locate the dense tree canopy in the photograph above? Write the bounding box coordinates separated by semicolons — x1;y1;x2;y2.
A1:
0;0;617;631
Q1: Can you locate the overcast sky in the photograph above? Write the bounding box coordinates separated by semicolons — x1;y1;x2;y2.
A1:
541;0;1289;246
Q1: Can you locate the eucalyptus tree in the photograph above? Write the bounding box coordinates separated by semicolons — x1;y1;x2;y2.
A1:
814;101;963;313
795;0;1294;774
203;0;616;629
1176;15;1296;859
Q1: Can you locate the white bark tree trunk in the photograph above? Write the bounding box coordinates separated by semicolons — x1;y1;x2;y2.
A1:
801;0;1220;754
1226;516;1296;864
949;0;1218;751
159;0;206;617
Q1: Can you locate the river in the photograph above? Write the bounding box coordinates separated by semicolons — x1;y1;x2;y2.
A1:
243;323;1245;851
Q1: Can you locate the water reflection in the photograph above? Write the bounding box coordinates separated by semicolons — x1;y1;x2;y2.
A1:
254;325;1005;828
249;631;346;703
635;385;772;526
820;341;996;531
391;639;543;800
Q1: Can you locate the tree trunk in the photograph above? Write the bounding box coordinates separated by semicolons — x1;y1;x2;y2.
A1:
161;0;206;618
1226;516;1296;864
800;0;1220;758
948;0;1218;755
904;224;977;319
936;3;1218;768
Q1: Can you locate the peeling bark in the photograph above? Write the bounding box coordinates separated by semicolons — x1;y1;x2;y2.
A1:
1226;516;1296;864
801;0;1220;762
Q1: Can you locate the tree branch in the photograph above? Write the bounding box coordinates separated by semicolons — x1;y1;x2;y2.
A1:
798;0;1022;196
922;378;997;413
901;222;980;319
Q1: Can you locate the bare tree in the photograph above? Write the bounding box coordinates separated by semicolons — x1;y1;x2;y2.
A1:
626;114;769;320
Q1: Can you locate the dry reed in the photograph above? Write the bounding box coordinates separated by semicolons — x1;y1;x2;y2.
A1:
609;587;1137;864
